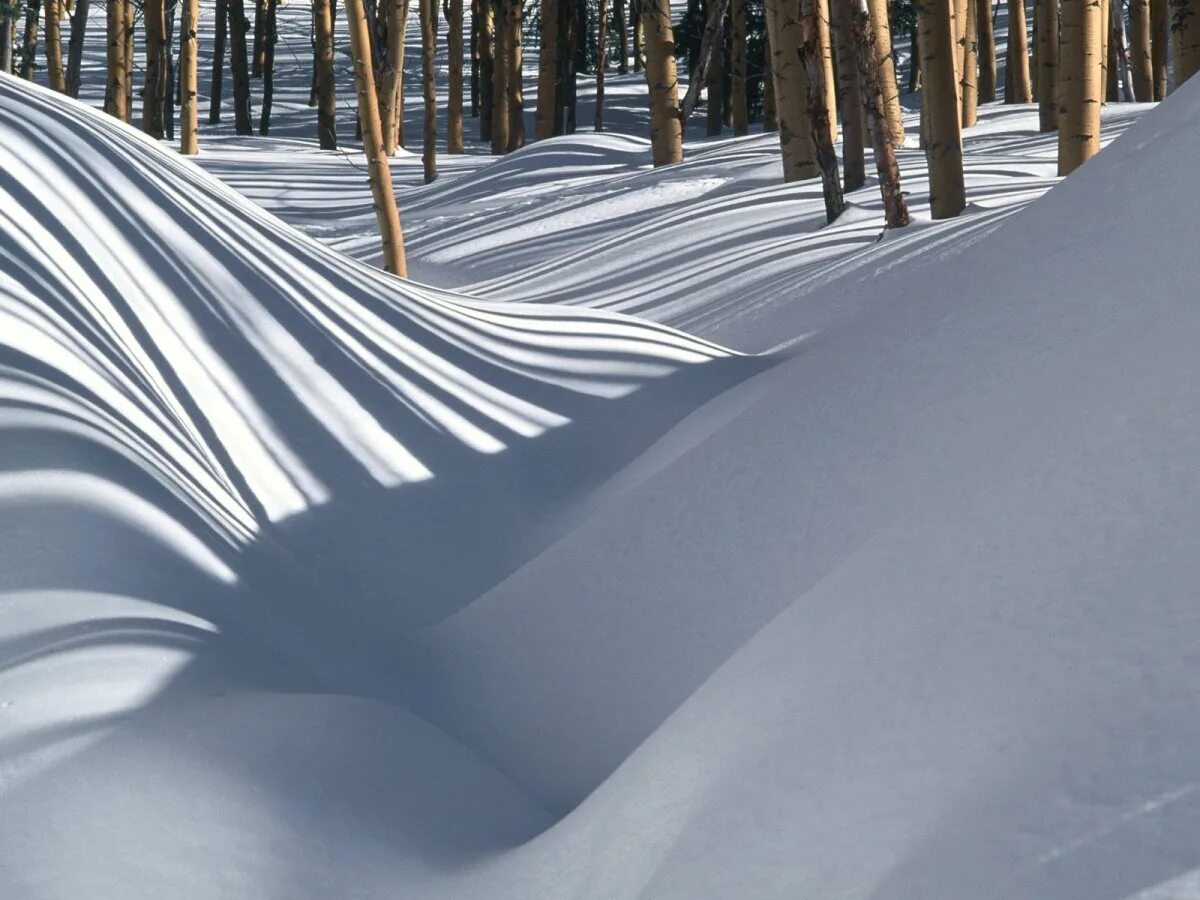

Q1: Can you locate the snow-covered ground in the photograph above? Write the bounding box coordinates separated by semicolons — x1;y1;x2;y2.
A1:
4;3;1200;897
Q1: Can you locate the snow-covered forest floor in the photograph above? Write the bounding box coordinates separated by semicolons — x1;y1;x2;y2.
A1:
3;1;1200;898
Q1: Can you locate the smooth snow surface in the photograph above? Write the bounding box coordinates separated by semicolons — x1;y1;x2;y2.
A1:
4;15;1200;900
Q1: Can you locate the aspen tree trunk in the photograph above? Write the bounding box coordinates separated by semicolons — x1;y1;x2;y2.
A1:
731;0;748;133
866;0;903;146
596;0;609;130
764;0;817;179
833;0;864;190
1113;0;1135;97
19;0;40;80
448;0;465;150
632;0;643;69
801;0;843;221
1035;0;1057;128
480;0;494;136
144;0;168;137
1128;0;1153;97
642;0;683;164
508;0;524;148
762;26;778;129
1101;0;1112;100
1;17;12;75
346;0;408;273
847;0;909;226
43;0;64;90
1006;0;1032;100
380;0;408;151
314;0;337;146
64;0;88;95
679;0;731;126
253;0;268;76
491;0;510;151
179;0;199;152
210;0;227;121
1031;0;1038;91
615;0;629;71
471;0;480;113
1058;0;1101;174
705;7;723;135
908;22;921;90
1171;0;1200;85
916;0;965;217
420;0;437;177
816;0;837;140
1151;0;1166;96
105;0;124;114
960;0;978;125
259;0;276;133
228;0;254;133
535;0;559;137
124;0;134;120
977;0;996;99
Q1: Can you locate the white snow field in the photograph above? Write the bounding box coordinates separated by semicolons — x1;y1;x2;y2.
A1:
5;8;1200;900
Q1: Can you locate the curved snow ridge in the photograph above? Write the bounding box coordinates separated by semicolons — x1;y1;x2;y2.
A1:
0;76;744;551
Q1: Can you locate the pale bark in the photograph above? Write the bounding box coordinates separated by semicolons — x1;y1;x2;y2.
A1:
449;0;465;151
123;0;133;119
1058;0;1101;174
976;0;995;100
866;0;903;146
916;0;965;217
345;0;408;274
421;0;437;178
960;0;978;125
764;0;817;179
641;0;682;164
1128;0;1153;98
380;0;407;152
846;0;909;226
1171;0;1200;86
180;0;199;153
1101;0;1112;99
1035;0;1057;129
535;0;559;137
44;0;64;91
314;0;337;147
1006;0;1032;101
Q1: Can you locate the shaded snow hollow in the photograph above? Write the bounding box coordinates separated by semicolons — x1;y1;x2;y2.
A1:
3;67;1200;900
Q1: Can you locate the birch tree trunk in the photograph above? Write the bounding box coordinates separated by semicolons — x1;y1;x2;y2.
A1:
180;0;199;153
1006;0;1032;100
421;0;438;177
642;0;683;164
977;0;996;100
764;0;817;179
1058;0;1101;174
44;0;64;90
345;0;408;273
536;0;559;137
449;0;465;151
916;0;965;217
846;0;910;226
1035;0;1057;129
314;0;338;147
1128;0;1153;98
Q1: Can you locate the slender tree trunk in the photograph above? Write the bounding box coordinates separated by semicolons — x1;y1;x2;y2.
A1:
1151;0;1167;97
1035;0;1057;128
508;0;524;147
615;0;629;71
449;0;465;150
960;0;978;124
481;0;494;137
1128;0;1153;97
815;0;837;141
20;0;40;80
762;26;777;130
471;0;480;113
143;0;169;137
705;3;723;134
536;0;559;137
596;0;609;130
1006;0;1032;100
833;0;864;190
1058;0;1101;174
916;0;965;216
642;0;683;164
229;0;254;133
563;0;579;130
977;0;995;100
43;0;64;90
253;0;267;75
731;0;747;133
1031;0;1039;92
210;0;227;121
421;0;438;178
104;0;123;113
764;0;817;179
801;0;842;221
166;0;178;140
345;0;408;273
379;0;405;151
908;22;921;91
123;0;134;120
491;0;511;150
632;0;643;69
259;0;276;133
1101;0;1113;99
1;15;13;75
1113;0;1135;97
866;0;903;145
65;0;89;95
1171;0;1200;86
680;0;731;125
847;0;909;226
180;0;199;152
314;0;338;146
